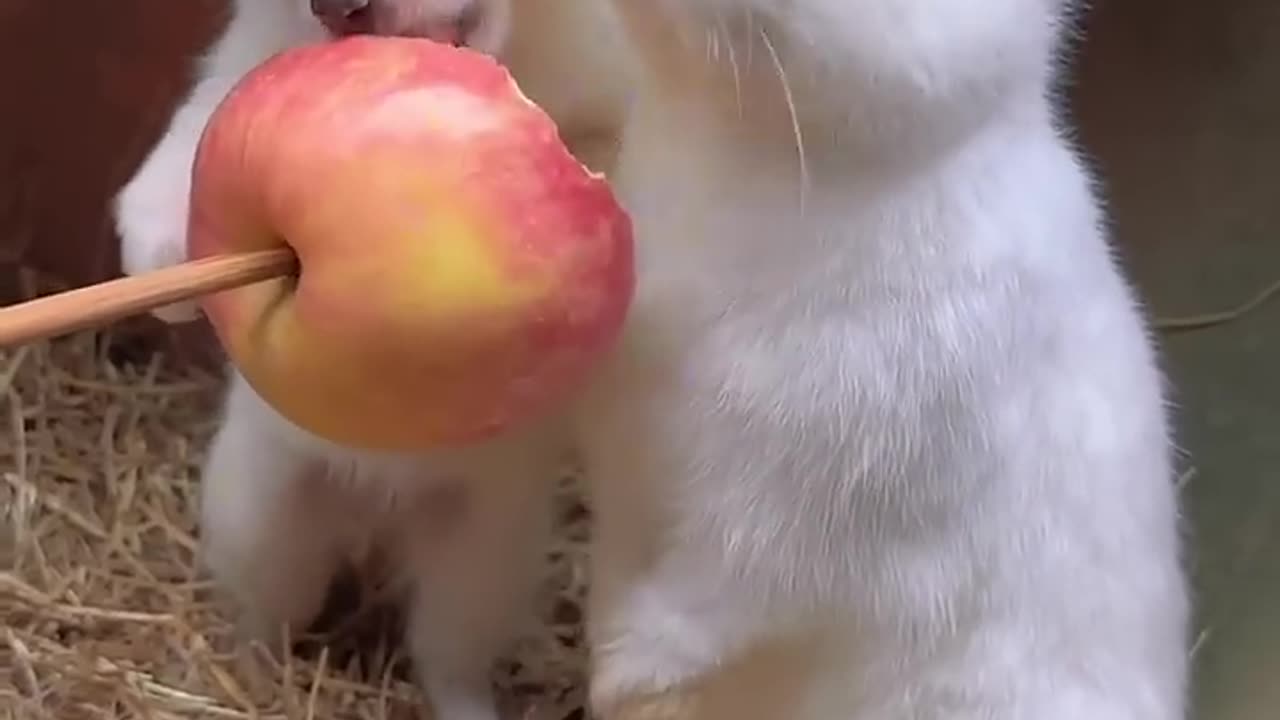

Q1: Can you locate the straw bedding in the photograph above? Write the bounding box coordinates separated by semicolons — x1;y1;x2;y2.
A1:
0;295;593;719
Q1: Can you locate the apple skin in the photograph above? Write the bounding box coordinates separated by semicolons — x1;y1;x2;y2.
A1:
187;36;634;452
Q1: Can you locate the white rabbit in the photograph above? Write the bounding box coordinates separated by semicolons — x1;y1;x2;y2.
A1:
574;1;1190;718
112;2;633;719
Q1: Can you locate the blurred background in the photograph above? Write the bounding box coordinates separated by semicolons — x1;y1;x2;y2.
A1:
1;0;1277;717
1070;1;1280;717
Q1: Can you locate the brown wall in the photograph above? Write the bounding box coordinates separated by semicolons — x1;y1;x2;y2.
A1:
0;0;224;289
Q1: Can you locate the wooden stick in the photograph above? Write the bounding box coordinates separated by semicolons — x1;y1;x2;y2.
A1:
0;249;299;348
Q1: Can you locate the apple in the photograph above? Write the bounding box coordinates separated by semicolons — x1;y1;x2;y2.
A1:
188;36;634;452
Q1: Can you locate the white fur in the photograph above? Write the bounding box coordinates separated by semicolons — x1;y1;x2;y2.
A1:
113;2;632;719
201;369;561;720
576;1;1190;718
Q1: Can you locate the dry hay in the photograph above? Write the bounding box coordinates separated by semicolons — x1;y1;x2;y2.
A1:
0;323;593;719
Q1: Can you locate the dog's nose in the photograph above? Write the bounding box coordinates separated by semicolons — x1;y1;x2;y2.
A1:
310;0;373;35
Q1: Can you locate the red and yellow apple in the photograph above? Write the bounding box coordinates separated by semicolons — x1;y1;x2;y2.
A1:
187;36;634;451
